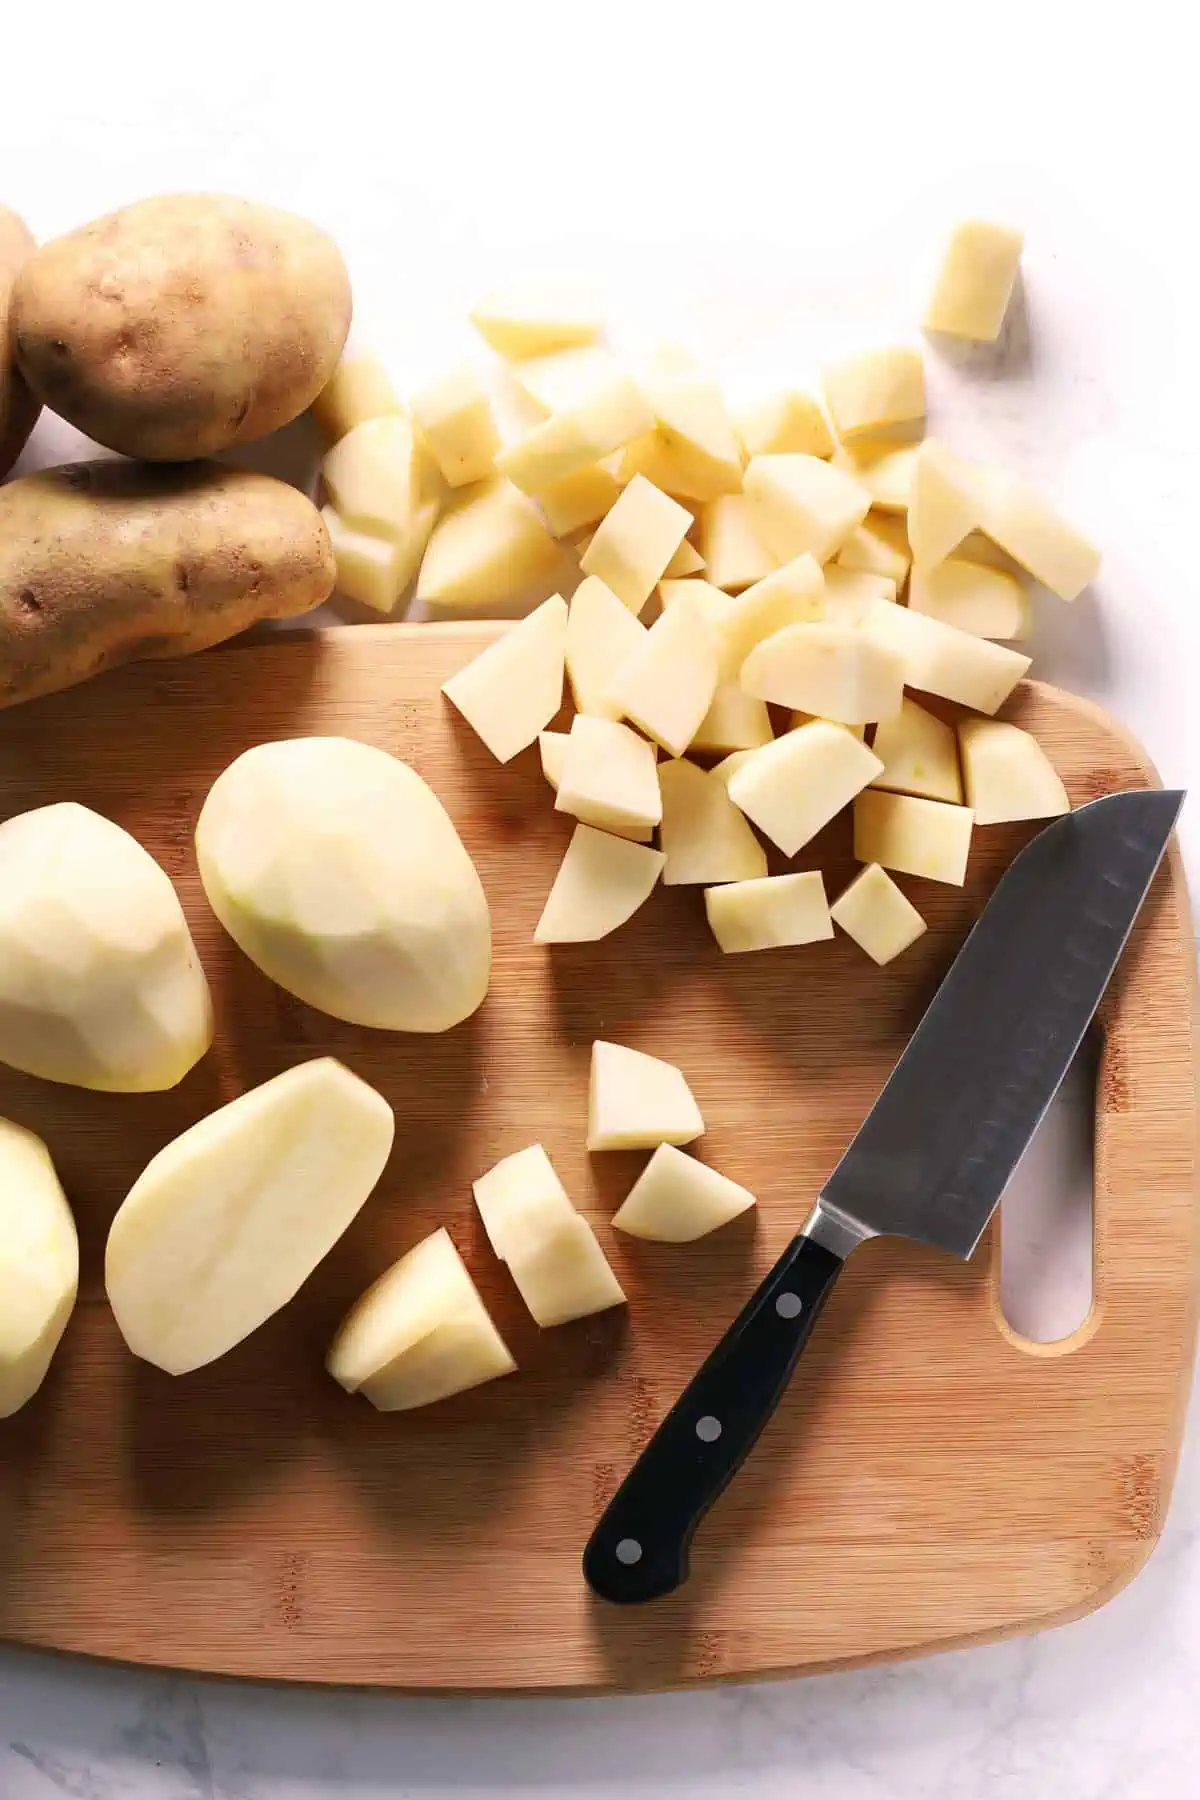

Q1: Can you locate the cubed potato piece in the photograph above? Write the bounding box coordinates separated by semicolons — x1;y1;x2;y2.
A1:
821;567;898;626
735;390;832;459
832;442;918;514
410;367;500;488
871;697;962;803
696;494;779;591
853;791;974;886
704;871;833;954
831;864;927;965
538;730;569;790
663;538;705;577
792;710;866;741
822;348;925;444
473;1144;577;1262
658;759;767;885
321;414;435;537
555;715;662;837
606;592;719;757
924;220;1024;342
862;599;1031;713
744;454;871;564
657;578;730;625
442;596;567;763
909;557;1031;638
588;1039;704;1151
497;373;654;495
312;352;403;445
710;747;762;789
470;282;603;360
639;366;744;499
416;479;561;612
612;1145;756;1242
508;1212;626;1327
835;511;911;587
979;472;1100;601
535;826;664;944
958;719;1070;824
0;1118;78;1417
537;462;623;536
740;622;904;725
615;431;705;501
327;1228;515;1413
566;576;646;718
727;721;883;856
580;475;691;613
715;554;825;677
690;683;774;753
909;439;986;570
510;346;621;415
323;507;424;615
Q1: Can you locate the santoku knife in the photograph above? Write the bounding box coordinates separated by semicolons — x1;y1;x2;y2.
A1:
584;788;1185;1605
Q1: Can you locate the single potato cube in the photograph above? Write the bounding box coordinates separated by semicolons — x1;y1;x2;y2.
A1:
606;592;719;757
506;1211;626;1327
442;596;567;763
853;790;974;886
312;352;403;445
538;730;569;790
555;715;662;838
727;721;883;856
321;414;432;538
657;577;730;626
690;683;774;754
535;826;664;943
566;575;646;718
473;1144;577;1263
715;554;825;677
831;863;927;965
416;478;561;612
410;367;500;488
537;461;623;536
909;557;1031;638
663;538;705;577
862;599;1031;713
980;471;1100;601
710;747;765;789
835;511;911;587
498;372;654;495
510;346;620;415
925;220;1024;342
588;1039;704;1151
469;282;603;360
744;454;871;564
871;697;963;804
323;507;423;615
640;365;743;500
822;348;925;444
735;390;832;459
704;871;833;954
832;442;918;513
0;1118;78;1418
740;622;905;725
958;719;1070;824
612;1145;756;1242
580;475;691;612
327;1227;515;1413
658;759;767;886
909;440;986;570
697;494;779;591
821;566;899;626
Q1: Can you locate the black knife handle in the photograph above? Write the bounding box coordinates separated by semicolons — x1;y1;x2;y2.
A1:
583;1232;844;1604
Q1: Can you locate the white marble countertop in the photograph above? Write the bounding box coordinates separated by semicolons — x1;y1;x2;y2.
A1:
2;4;1198;1794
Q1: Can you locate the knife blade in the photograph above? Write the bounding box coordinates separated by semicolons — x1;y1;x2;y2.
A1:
584;789;1185;1604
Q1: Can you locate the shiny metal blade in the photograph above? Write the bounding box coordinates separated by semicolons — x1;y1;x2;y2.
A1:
821;789;1184;1259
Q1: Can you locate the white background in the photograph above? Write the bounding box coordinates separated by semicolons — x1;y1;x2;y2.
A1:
2;4;1199;1796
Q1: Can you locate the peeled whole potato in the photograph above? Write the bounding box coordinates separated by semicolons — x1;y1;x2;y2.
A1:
12;193;351;461
196;737;491;1032
0;802;213;1091
0;462;335;710
0;1118;79;1417
0;206;40;477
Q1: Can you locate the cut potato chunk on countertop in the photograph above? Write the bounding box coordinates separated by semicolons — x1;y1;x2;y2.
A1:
637;363;744;500
537;461;623;536
705;871;833;954
554;714;661;838
510;346;621;415
657;577;730;626
470;283;603;360
659;759;767;885
871;697;963;803
979;471;1100;600
908;439;985;570
727;721;883;857
498;371;654;495
689;683;774;753
715;554;825;675
820;567;899;626
539;730;569;790
863;598;1031;713
313;352;403;445
909;557;1031;639
835;511;911;587
588;1040;704;1151
744;454;871;564
510;1213;626;1327
606;591;719;756
832;441;918;514
410;366;500;488
822;348;925;444
328;1227;514;1413
0;1118;78;1418
958;719;1071;823
831;864;927;965
442;595;567;763
924;220;1024;342
612;1145;756;1242
566;576;646;718
534;826;664;943
473;1144;577;1263
324;505;434;615
740;622;904;725
854;790;974;886
696;493;779;591
321;413;433;538
417;478;561;612
580;475;691;612
107;1059;395;1376
735;390;832;459
710;747;766;789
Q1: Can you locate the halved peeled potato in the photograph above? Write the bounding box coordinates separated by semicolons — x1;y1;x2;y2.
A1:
704;871;833;954
727;721;883;857
473;1143;625;1327
534;826;664;944
588;1040;704;1151
740;623;904;725
612;1145;756;1242
0;1118;79;1417
442;596;567;763
658;759;767;885
328;1227;515;1412
958;719;1071;824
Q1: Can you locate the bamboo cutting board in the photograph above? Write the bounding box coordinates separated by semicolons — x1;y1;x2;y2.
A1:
0;624;1195;1692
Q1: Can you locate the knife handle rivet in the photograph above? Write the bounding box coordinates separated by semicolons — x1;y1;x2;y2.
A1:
775;1292;803;1319
695;1415;723;1443
615;1538;643;1566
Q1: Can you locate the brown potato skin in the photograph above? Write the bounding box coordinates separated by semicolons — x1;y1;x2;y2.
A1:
0;461;335;708
0;206;41;477
12;194;352;461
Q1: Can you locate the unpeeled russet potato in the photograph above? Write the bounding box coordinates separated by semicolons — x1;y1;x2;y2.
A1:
0;461;336;710
12;193;352;460
107;1059;394;1375
0;1119;79;1417
0;802;212;1092
196;737;491;1033
0;205;40;478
